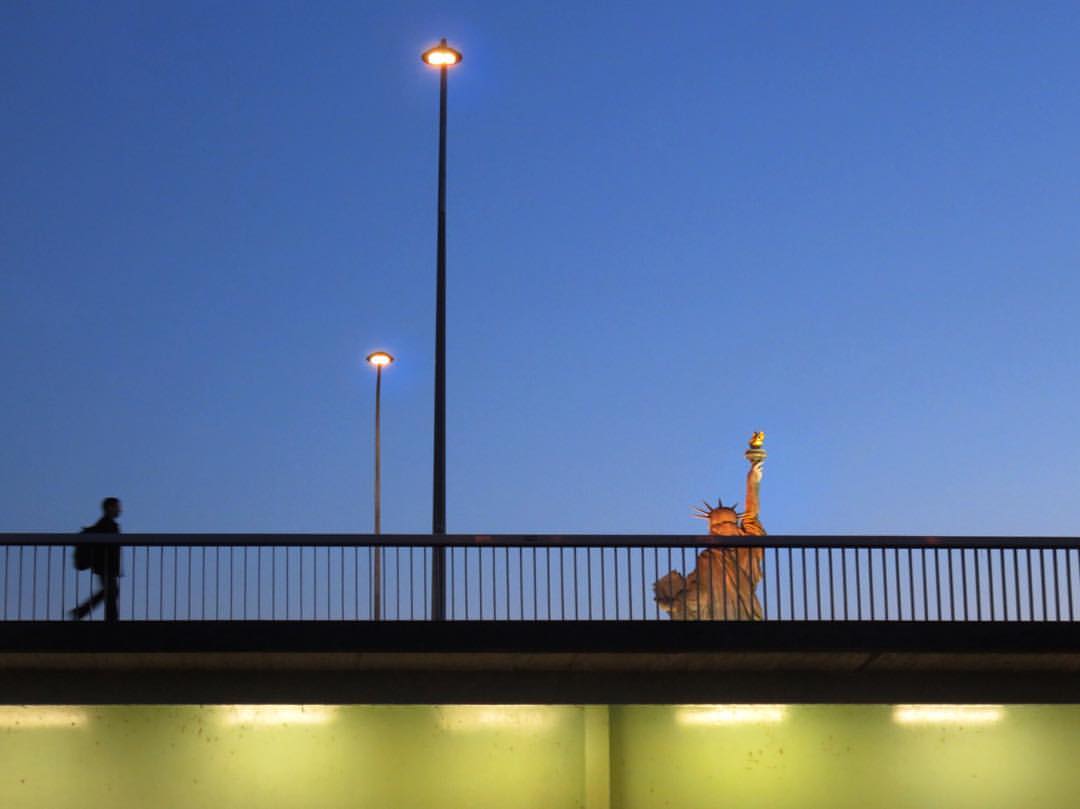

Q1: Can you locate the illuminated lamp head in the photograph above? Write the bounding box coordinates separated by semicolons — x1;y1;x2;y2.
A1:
421;39;463;68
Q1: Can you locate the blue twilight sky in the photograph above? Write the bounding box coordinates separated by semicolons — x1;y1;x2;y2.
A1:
2;1;1079;536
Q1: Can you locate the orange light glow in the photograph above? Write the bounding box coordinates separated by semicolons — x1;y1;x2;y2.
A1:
366;351;394;367
422;41;463;67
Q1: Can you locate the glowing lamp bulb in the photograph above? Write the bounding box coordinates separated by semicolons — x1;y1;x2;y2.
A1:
422;41;463;67
366;351;394;367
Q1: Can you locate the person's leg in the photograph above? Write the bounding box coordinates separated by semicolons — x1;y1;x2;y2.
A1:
103;571;119;622
71;588;105;619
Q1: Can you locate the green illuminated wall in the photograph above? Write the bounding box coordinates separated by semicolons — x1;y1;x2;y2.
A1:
2;704;1079;809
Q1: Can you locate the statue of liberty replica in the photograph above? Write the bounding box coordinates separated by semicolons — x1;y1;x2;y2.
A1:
654;433;767;620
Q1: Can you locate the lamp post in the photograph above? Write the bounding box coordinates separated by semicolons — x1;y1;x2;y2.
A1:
366;350;394;620
421;38;462;620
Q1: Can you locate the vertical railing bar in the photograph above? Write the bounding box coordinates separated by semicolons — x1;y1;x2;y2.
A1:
680;546;689;622
995;547;1003;622
519;547;525;620
30;545;37;620
652;547;659;620
787;548;795;621
944;548;953;621
761;547;770;621
699;542;708;626
1067;548;1075;622
700;542;708;620
1052;547;1060;622
449;546;455;620
600;548;608;621
547;546;554;621
879;547;887;620
3;545;9;620
531;547;538;621
477;545;484;620
893;547;901;621
907;548;915;621
45;547;52;621
227;546;232;621
827;547;835;621
270;542;278;617
125;546;133;620
799;547;807;621
504;547;511;621
17;546;23;620
1040;547;1048;622
932;548;940;621
855;549;863;621
776;547;784;621
615;546;621;621
665;546;672;621
637;546;645;621
182;546;188;620
738;546;747;622
815;548;822;619
239;547;246;621
462;546;469;621
974;548;982;622
736;547;744;622
1012;548;1020;621
999;547;1007;621
920;548;928;622
61;542;68;617
572;547;580;621
829;545;836;621
1027;547;1035;621
565;546;574;622
875;547;882;620
960;547;968;621
717;543;726;620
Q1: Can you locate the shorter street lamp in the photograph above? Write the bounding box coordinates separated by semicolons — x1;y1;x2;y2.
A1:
366;350;394;620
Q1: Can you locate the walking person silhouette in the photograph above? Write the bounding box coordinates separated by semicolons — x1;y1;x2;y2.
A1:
71;497;122;622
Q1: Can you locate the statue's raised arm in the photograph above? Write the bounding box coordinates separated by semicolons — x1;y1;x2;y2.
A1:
741;432;766;536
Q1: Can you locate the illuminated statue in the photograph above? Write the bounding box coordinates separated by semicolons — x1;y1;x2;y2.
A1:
654;433;767;620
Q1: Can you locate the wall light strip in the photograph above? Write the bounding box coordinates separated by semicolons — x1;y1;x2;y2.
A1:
892;705;1004;725
676;705;788;725
0;706;89;729
220;705;338;726
436;705;555;730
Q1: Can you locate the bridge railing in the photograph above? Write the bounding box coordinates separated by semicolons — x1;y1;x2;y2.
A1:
0;534;1076;622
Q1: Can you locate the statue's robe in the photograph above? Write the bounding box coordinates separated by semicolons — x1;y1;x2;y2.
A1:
654;516;765;620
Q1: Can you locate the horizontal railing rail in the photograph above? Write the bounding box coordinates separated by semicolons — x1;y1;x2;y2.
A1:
1;534;1077;623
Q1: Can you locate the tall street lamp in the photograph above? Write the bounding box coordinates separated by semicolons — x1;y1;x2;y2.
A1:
366;350;394;620
422;38;462;620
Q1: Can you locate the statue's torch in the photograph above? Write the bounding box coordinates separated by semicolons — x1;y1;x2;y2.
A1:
746;431;767;465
